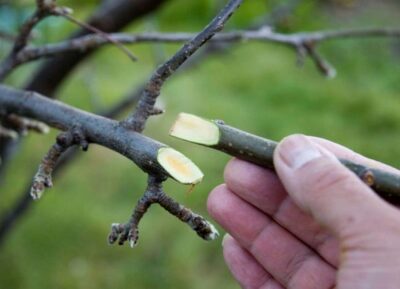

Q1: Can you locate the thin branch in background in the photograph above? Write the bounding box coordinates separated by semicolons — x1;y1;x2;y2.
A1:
122;0;244;132
0;0;55;81
7;27;400;80
54;8;138;62
5;114;49;135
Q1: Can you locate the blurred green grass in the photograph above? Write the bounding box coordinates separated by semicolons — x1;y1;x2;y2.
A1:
1;1;400;289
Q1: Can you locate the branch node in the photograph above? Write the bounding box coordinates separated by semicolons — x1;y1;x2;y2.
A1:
149;107;165;116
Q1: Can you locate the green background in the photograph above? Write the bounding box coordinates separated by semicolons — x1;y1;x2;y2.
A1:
1;0;400;288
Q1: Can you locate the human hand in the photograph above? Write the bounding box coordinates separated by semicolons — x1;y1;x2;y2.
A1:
207;134;400;289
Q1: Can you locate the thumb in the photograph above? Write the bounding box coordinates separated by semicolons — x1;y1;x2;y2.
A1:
274;134;392;238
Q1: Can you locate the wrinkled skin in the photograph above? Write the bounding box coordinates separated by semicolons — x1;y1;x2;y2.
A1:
208;135;400;289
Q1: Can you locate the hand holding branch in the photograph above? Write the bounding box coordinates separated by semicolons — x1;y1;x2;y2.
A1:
208;135;400;288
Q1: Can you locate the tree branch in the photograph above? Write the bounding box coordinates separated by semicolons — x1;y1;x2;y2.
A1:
109;175;218;248
0;0;170;181
121;0;244;132
6;27;399;79
0;40;229;245
0;85;203;185
170;113;400;204
0;85;144;246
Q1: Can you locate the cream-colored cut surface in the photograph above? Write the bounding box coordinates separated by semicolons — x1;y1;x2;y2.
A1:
158;147;204;185
170;113;219;146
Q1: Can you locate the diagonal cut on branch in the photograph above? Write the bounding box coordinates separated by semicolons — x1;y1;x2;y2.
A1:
109;175;218;248
121;0;243;132
170;113;400;204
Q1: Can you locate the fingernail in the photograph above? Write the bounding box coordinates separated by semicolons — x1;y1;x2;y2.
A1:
278;135;322;170
222;233;231;247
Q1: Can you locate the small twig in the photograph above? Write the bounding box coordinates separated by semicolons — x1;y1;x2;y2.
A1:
108;175;218;248
121;0;243;132
53;8;138;62
30;128;88;200
302;41;337;78
30;131;75;200
157;190;219;241
170;113;400;204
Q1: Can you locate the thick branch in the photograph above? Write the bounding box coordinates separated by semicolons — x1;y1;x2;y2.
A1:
170;113;400;204
0;85;202;185
122;0;243;132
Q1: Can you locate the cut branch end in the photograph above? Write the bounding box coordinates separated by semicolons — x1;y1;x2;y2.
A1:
158;147;203;185
170;113;219;146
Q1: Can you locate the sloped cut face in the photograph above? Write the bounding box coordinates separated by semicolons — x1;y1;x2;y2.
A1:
170;113;219;146
157;147;204;184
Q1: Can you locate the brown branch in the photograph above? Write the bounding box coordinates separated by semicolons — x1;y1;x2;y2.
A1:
108;175;218;248
170;113;400;205
121;0;244;132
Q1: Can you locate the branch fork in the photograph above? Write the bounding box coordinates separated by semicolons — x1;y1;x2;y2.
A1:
108;176;218;248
